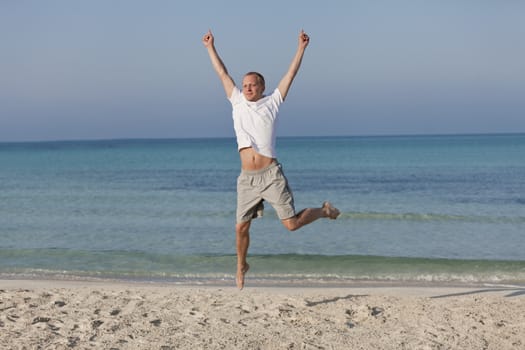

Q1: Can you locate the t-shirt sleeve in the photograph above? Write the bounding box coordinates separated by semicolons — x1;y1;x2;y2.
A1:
271;88;283;107
229;87;242;105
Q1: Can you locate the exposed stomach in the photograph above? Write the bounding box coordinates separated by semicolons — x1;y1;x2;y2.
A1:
239;147;275;171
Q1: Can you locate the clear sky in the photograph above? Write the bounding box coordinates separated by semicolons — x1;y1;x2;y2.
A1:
1;0;524;142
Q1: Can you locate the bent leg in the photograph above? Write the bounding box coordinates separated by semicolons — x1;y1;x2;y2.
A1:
281;201;340;231
235;220;251;290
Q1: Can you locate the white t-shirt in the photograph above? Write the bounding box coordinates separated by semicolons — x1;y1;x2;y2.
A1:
229;87;283;158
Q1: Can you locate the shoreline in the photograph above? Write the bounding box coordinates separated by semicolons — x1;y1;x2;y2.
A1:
2;273;524;290
2;277;525;297
2;277;525;296
1;278;524;349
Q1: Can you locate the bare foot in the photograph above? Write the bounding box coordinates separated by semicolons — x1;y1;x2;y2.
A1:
236;263;250;290
322;201;340;219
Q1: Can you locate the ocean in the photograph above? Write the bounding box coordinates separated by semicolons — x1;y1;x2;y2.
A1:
1;134;524;285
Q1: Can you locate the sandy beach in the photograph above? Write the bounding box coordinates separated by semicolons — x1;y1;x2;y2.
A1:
1;279;524;349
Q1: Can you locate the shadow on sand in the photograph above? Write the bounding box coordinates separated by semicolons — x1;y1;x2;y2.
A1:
431;286;525;299
305;294;368;307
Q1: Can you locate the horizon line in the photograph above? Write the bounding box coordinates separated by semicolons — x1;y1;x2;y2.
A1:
1;131;525;145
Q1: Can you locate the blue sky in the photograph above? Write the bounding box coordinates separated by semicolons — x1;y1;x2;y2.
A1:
1;1;524;142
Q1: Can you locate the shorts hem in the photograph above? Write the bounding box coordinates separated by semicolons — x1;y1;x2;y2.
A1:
278;212;297;221
236;217;253;224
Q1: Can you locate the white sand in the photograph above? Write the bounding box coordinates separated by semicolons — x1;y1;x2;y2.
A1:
1;279;524;349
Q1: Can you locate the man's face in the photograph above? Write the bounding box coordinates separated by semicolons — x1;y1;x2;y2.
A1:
242;74;265;102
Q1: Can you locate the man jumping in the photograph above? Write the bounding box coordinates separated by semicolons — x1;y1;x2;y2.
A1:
202;29;340;289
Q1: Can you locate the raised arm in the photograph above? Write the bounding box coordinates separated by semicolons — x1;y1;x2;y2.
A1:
278;30;310;101
202;30;235;98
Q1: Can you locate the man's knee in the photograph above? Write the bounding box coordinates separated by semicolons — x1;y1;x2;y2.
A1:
236;221;251;236
282;217;300;231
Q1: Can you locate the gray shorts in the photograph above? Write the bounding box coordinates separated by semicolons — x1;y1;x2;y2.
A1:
236;162;296;223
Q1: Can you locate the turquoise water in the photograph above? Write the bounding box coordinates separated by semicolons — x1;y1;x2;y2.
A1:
1;134;524;284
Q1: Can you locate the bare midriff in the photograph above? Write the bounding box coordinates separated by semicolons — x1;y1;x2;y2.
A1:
239;147;275;171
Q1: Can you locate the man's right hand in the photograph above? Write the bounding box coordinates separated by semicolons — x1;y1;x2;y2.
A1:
202;30;214;48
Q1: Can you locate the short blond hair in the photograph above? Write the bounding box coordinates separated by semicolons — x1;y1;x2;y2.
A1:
244;72;265;87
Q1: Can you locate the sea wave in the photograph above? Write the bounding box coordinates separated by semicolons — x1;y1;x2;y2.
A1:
2;250;524;285
159;209;525;223
339;211;525;224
